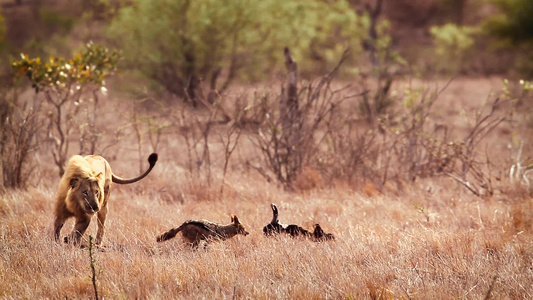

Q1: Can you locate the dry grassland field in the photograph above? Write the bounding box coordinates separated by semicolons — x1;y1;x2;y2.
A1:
1;77;532;299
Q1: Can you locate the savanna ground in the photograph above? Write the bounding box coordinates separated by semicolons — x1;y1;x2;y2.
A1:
1;77;533;299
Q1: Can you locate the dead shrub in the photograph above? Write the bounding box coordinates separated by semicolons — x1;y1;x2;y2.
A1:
318;79;513;197
293;167;324;193
0;88;41;190
251;48;361;188
182;178;220;202
317;120;382;190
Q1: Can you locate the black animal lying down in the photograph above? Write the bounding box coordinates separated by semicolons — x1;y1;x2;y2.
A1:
263;203;334;241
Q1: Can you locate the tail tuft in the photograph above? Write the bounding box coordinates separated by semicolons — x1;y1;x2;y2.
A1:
148;153;158;167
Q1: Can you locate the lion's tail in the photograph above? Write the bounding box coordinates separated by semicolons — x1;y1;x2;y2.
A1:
156;225;183;242
112;153;158;184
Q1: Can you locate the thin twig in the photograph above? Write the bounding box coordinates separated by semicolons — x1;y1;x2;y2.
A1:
88;235;99;300
484;275;498;300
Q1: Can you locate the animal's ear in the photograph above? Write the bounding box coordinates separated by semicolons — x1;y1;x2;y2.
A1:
230;215;234;223
233;215;240;224
95;172;103;180
69;177;78;188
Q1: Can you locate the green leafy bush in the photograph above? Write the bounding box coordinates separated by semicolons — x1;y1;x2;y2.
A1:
484;0;533;43
108;0;364;105
430;23;477;74
13;42;120;93
12;43;121;175
481;0;533;76
39;7;75;33
0;11;5;43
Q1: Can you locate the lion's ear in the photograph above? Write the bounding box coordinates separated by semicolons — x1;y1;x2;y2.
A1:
69;178;78;188
95;172;104;180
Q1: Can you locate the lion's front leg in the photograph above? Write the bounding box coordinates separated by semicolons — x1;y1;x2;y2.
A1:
64;216;91;246
95;206;108;247
54;216;66;242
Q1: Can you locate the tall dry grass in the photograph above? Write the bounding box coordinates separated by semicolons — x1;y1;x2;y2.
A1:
0;78;532;299
1;171;532;298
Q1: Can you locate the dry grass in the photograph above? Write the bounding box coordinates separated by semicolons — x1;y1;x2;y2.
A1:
1;78;532;299
1;177;532;299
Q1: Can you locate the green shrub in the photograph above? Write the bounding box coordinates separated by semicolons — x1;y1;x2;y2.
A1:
108;0;365;105
0;10;5;43
430;23;478;74
13;42;120;93
484;0;533;43
12;43;121;175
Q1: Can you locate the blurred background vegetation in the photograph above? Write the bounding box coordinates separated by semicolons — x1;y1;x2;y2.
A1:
0;0;531;92
1;0;532;191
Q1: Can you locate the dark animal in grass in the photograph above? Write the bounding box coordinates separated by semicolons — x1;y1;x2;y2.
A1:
263;203;287;236
157;215;249;248
313;223;335;241
263;203;334;241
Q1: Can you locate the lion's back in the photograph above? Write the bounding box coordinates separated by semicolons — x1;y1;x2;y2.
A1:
82;155;111;179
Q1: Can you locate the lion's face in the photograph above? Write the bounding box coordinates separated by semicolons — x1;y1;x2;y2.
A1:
69;176;103;215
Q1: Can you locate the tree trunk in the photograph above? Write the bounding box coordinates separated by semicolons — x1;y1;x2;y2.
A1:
280;47;300;145
279;47;302;184
184;50;199;107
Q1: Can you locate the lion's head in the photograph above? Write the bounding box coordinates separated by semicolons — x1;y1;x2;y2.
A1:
67;173;105;215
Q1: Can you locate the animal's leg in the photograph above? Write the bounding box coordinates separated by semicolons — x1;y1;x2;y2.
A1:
191;239;200;249
54;216;66;242
95;206;108;246
64;216;91;245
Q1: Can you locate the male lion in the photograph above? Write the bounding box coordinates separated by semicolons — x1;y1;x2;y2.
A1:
54;153;158;247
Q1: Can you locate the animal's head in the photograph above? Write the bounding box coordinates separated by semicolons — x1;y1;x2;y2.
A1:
231;215;249;236
313;223;335;241
69;173;104;214
313;224;324;234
